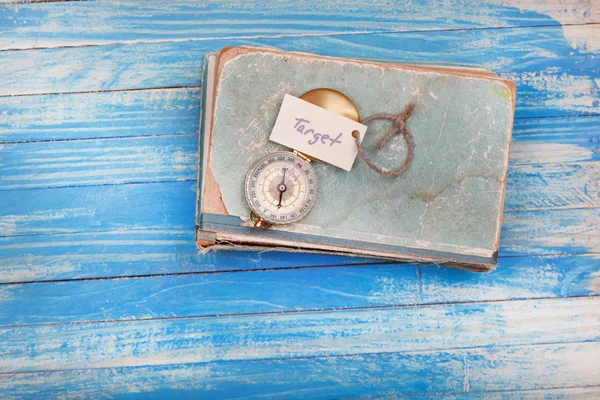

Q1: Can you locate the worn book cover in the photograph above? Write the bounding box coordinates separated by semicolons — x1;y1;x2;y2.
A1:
196;46;515;272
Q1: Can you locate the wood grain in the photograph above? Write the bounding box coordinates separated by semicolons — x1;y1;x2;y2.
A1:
503;66;600;118
1;296;598;373
0;253;598;326
412;387;600;400
501;208;600;255
0;181;196;236
0;27;597;121
0;134;198;189
506;161;600;211
1;181;599;256
0;228;379;284
1;1;599;397
510;115;600;164
0;219;598;282
1;1;597;50
2;88;599;163
2;134;598;209
0;342;598;399
0;87;201;143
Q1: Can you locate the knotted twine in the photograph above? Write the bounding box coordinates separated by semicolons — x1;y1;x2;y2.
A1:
352;102;416;178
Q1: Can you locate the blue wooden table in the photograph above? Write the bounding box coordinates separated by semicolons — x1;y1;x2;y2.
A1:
1;1;599;398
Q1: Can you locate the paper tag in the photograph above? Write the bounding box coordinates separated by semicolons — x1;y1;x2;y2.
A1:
269;94;367;171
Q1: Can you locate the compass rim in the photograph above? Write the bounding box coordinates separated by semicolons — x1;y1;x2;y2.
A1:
244;151;318;225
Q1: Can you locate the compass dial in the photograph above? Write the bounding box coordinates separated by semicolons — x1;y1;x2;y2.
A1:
245;151;318;225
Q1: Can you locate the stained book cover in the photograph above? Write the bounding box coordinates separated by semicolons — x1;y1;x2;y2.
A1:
196;46;516;272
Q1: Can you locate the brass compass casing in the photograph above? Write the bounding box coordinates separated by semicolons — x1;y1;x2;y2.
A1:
300;88;360;122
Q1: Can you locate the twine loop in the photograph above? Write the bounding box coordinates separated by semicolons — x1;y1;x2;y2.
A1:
352;102;416;178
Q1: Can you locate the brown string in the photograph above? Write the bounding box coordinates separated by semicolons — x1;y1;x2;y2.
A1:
352;102;416;178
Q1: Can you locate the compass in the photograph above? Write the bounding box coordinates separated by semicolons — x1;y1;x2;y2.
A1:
245;151;317;228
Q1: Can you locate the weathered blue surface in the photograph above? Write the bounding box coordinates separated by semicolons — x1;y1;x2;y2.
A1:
0;1;599;398
1;28;598;118
2;1;597;49
1;254;598;326
1;342;598;399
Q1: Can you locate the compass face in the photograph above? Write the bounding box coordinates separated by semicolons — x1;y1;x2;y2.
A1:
245;151;318;225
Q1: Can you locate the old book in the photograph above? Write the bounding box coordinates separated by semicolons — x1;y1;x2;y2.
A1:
196;46;515;272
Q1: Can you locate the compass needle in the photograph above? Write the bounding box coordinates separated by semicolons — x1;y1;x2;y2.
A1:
276;167;288;209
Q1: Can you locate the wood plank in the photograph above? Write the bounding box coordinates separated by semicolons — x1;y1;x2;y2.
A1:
2;87;599;164
501;208;600;255
0;219;598;283
0;229;376;284
419;253;600;302
0;341;598;399
502;67;600;118
0;252;598;325
505;161;600;211
1;181;599;255
0;296;598;373
1;1;597;50
2;139;599;208
0;27;598;120
412;387;600;400
0;181;196;236
0;297;600;373
0;134;198;189
509;115;600;164
0;87;201;143
1;128;599;209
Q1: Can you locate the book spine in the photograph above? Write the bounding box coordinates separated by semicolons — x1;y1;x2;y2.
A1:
196;54;214;228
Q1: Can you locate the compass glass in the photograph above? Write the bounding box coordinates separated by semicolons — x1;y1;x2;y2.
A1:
245;151;318;225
